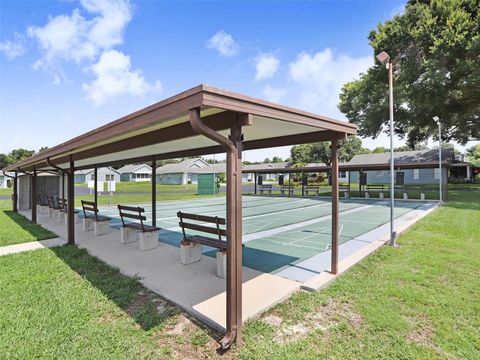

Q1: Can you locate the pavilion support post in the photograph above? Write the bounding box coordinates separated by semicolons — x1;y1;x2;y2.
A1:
67;158;75;245
188;108;247;350
152;156;157;227
62;171;65;200
13;172;18;212
331;137;339;275
254;173;257;195
94;166;98;204
31;168;37;224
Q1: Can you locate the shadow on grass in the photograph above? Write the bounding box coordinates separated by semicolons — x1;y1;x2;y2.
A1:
3;210;57;241
443;191;480;211
51;245;179;331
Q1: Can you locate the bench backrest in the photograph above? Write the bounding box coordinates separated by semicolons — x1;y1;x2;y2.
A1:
282;185;294;189
118;204;147;231
81;200;99;220
177;211;226;242
260;184;272;188
306;185;319;189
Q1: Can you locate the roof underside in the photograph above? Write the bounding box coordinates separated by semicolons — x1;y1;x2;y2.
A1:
5;84;357;172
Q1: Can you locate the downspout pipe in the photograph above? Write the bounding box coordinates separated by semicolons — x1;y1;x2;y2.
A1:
189;107;237;350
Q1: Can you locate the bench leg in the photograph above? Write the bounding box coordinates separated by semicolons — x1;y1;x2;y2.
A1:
365;192;370;199
120;227;137;244
64;212;79;225
40;205;49;214
403;193;408;200
180;241;202;264
420;193;425;201
139;230;160;251
216;250;227;279
57;211;65;223
379;192;384;199
94;220;110;236
344;191;349;199
48;208;54;218
83;218;94;231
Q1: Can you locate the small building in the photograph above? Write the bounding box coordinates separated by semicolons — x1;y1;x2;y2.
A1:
118;164;152;182
74;167;121;183
0;171;15;189
243;162;291;182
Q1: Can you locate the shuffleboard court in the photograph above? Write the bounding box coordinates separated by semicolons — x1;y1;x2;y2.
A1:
94;195;428;281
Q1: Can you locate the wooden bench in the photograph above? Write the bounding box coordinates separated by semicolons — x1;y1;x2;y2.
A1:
81;200;111;236
281;185;295;195
117;205;160;250
339;185;350;198
365;184;386;199
58;198;80;224
259;184;273;195
177;211;230;278
46;196;61;218
305;185;320;196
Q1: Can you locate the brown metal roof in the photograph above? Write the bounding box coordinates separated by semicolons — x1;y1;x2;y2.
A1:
5;84;357;172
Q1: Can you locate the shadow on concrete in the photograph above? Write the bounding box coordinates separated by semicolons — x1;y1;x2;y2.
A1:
50;245;178;331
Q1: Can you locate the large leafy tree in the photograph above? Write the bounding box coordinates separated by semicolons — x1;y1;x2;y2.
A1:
339;0;479;146
0;148;36;169
291;136;368;165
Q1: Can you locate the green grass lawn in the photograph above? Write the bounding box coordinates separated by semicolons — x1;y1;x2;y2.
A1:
0;200;57;247
0;188;12;196
0;190;478;359
76;181;199;193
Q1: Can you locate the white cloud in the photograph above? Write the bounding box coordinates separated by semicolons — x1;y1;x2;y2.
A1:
288;48;372;118
262;85;286;103
0;34;26;59
254;54;280;81
27;0;132;72
82;49;161;106
206;30;239;57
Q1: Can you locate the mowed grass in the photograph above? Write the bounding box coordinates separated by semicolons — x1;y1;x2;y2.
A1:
0;190;478;359
0;200;56;247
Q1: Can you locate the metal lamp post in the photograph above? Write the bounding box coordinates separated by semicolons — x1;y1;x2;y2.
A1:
376;51;396;246
433;116;443;203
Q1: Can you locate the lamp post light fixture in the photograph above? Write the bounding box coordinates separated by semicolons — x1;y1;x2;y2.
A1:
376;51;396;246
433;116;443;203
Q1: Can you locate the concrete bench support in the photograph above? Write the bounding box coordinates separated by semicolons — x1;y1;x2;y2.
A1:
94;220;110;236
63;212;78;225
420;193;425;201
52;209;60;220
379;192;384;199
48;208;54;218
343;191;350;199
216;250;227;279
139;230;160;251
403;193;408;200
180;241;202;264
365;192;370;199
37;205;49;214
120;227;137;244
83;218;94;231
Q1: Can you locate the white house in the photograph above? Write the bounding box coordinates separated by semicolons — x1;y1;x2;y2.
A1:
74;167;121;183
118;164;152;182
156;158;210;185
0;171;15;189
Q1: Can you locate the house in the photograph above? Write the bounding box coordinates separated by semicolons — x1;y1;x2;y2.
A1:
0;171;15;189
118;164;152;182
156;158;209;185
346;149;454;185
74;167;121;184
242;162;291;181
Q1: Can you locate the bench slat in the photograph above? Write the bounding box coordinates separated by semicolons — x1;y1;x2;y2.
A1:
124;223;159;232
179;222;227;237
184;235;227;250
118;205;145;213
178;212;226;225
120;212;146;221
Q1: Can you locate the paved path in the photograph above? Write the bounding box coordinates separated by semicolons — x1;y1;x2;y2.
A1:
0;238;66;257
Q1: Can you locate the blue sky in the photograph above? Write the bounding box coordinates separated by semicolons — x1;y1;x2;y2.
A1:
0;0;428;162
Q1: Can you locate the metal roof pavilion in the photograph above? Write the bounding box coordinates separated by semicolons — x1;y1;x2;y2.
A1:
4;84;357;349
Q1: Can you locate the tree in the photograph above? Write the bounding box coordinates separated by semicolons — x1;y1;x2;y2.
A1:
339;0;480;147
466;144;480;166
0;148;35;169
372;146;388;153
263;158;271;163
394;144;429;152
271;156;283;163
38;146;49;153
291;136;364;165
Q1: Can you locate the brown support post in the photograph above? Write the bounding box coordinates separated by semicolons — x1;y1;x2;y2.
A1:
62;171;65;200
331;137;339;275
94;166;98;205
31;168;37;224
254;173;257;195
188;108;247;349
67;157;75;245
152;156;157;227
13;172;18;212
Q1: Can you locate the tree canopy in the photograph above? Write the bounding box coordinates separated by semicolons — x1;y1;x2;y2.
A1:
466;144;480;166
290;136;369;166
0;149;36;169
339;0;479;146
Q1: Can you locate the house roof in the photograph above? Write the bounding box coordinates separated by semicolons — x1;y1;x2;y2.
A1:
156;158;209;174
75;166;121;175
117;164;152;174
4;84;356;172
347;149;454;165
